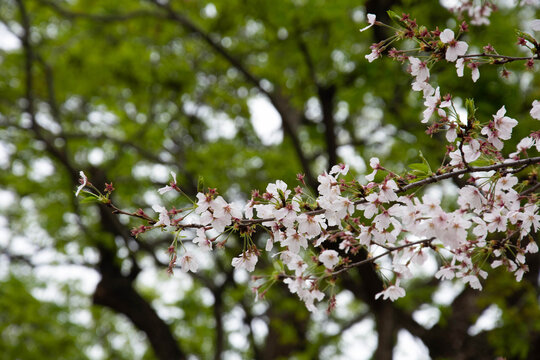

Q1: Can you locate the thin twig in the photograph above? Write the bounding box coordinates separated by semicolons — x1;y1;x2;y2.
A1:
327;238;435;277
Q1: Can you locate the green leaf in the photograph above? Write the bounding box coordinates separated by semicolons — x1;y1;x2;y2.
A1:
387;10;407;28
466;98;476;124
197;175;205;193
408;163;430;173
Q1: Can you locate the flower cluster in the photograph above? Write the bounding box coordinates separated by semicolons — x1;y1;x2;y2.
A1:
448;0;495;26
75;9;540;312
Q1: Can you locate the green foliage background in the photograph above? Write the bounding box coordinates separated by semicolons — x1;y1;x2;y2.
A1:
0;0;539;359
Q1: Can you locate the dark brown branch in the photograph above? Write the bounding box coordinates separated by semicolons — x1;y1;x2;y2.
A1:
318;85;338;169
460;53;539;64
521;182;540;196
35;55;62;123
98;156;540;234
400;156;540;192
16;0;77;182
328;238;435;277
94;245;185;360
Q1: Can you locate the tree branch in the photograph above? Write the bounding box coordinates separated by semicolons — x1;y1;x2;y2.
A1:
147;0;318;190
328;238;435;277
400;156;540;192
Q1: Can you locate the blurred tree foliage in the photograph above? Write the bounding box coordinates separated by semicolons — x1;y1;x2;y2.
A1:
0;0;539;359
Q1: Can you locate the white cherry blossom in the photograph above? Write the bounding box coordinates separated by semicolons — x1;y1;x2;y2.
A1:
282;229;308;254
297;214;326;238
195;192;212;214
180;252;198;273
231;252;258;272
330;163;349;177
280;250;307;275
530;100;540;120
75;171;87;197
375;282;406;301
360;13;376;32
193;228;212;251
440;29;468;62
365;48;380;62
158;171;177;195
510;137;535;158
319;250;340;269
365;157;380;181
152;204;171;227
456;58;465;77
492;106;517;140
409;57;429;82
266;180;291;202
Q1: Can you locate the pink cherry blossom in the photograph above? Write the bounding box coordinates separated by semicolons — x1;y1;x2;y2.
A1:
510;137;535;158
379;179;399;203
365;48;380;63
458;185;486;211
463;139;482;163
484;208;508;233
319;195;354;227
158;171;177;194
519;204;540;234
357;193;381;219
409;57;430;82
446;123;458;142
462;274;482;290
412;79;435;97
526;239;539;254
231;251;258;272
319;249;340;269
212;196;243;221
440;29;468;62
280;250;307;275
492;106;517;140
317;172;339;198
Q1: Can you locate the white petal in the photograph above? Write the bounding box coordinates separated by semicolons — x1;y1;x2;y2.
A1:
440;29;454;43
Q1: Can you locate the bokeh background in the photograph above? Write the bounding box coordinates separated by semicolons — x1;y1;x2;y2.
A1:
1;0;539;359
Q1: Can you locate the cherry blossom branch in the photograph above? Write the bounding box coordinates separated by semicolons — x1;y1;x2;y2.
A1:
400;156;540;192
100;155;540;231
106;202;156;223
75;9;540;310
460;53;539;64
327;238;436;277
521;182;540;197
238;156;540;226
